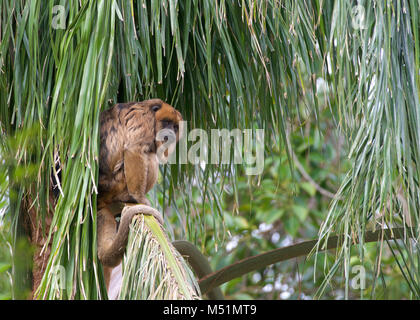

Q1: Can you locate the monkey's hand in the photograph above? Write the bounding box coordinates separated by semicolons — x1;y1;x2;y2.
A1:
97;205;164;268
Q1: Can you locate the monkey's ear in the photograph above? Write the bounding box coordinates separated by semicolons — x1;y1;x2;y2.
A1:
152;105;161;112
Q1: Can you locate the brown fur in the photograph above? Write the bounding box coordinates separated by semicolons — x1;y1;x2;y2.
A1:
97;99;182;289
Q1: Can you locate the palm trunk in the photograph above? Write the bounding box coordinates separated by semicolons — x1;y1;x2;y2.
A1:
19;194;55;299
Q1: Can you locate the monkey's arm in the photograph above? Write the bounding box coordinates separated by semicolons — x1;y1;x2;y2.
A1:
97;205;164;268
123;146;151;206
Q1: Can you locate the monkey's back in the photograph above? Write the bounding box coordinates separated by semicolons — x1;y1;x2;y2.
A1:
98;102;156;206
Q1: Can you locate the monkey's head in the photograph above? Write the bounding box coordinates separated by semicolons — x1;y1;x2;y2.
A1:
145;99;183;162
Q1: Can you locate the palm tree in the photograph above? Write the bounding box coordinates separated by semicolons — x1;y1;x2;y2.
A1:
0;0;418;299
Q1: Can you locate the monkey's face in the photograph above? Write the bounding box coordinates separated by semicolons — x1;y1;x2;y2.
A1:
147;99;183;160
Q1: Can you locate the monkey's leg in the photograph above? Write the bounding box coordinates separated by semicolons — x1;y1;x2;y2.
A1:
97;205;164;269
123;147;150;205
97;206;120;289
97;206;122;268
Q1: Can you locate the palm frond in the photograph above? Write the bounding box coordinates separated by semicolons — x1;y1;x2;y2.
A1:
119;215;200;300
316;0;420;298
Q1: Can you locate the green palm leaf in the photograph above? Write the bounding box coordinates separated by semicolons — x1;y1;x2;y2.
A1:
315;0;420;299
119;215;200;300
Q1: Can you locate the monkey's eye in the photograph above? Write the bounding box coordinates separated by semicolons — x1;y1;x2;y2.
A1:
174;125;179;133
152;105;161;112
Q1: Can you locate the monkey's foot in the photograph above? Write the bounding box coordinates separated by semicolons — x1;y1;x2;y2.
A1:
121;204;164;226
